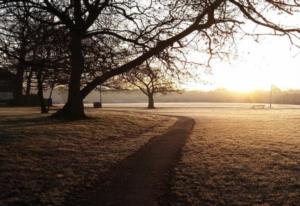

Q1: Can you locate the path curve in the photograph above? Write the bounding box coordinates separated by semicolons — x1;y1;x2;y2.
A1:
69;116;194;206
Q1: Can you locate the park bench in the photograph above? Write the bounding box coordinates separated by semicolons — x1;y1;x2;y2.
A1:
252;104;265;109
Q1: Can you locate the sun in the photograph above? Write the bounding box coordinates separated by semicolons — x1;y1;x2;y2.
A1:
184;67;276;92
183;54;300;92
183;30;300;92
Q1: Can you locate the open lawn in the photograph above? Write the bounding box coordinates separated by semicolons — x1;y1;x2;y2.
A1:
164;109;300;206
1;106;300;206
0;107;176;206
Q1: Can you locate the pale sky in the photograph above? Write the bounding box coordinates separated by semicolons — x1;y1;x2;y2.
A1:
184;14;300;92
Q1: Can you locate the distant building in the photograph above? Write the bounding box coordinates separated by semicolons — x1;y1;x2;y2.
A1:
0;69;15;105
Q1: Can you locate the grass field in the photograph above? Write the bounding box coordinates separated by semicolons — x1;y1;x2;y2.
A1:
0;108;176;206
167;109;300;206
1;106;300;206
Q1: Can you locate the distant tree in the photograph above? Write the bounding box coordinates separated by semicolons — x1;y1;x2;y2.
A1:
122;62;179;109
30;26;70;113
1;0;300;119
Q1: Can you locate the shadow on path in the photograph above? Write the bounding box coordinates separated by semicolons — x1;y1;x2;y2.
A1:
68;116;194;206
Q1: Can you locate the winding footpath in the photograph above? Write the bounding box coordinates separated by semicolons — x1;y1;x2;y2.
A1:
70;116;194;206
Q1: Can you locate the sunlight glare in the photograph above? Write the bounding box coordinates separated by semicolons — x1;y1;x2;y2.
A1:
184;35;300;92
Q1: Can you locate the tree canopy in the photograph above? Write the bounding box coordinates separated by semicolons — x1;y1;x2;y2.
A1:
1;0;300;118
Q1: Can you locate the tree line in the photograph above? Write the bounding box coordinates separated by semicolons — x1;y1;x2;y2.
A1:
1;0;300;119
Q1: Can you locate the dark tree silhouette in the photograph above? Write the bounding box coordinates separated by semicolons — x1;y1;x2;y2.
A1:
122;62;179;109
1;0;300;119
0;6;69;112
0;7;32;103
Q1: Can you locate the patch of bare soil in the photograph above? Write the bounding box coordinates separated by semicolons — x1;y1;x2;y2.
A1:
0;108;176;206
66;117;195;206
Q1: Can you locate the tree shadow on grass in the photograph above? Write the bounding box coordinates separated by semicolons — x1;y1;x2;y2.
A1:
0;115;58;127
0;115;67;143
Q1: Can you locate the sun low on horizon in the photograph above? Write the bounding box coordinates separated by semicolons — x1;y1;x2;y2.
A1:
183;35;300;93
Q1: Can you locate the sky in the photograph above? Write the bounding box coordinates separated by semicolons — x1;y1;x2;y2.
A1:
184;35;300;92
184;12;300;92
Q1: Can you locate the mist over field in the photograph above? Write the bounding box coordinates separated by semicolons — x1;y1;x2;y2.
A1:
50;88;300;105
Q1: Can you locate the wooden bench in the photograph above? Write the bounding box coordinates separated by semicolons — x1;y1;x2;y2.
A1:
252;104;265;109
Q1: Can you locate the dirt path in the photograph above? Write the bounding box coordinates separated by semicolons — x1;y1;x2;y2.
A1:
69;116;194;206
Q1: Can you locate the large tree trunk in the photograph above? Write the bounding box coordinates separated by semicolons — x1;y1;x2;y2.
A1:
147;94;155;109
53;32;85;119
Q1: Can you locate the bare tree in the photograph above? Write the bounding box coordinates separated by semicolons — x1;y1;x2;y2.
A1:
1;0;300;119
0;5;69;110
122;62;179;109
0;7;32;103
